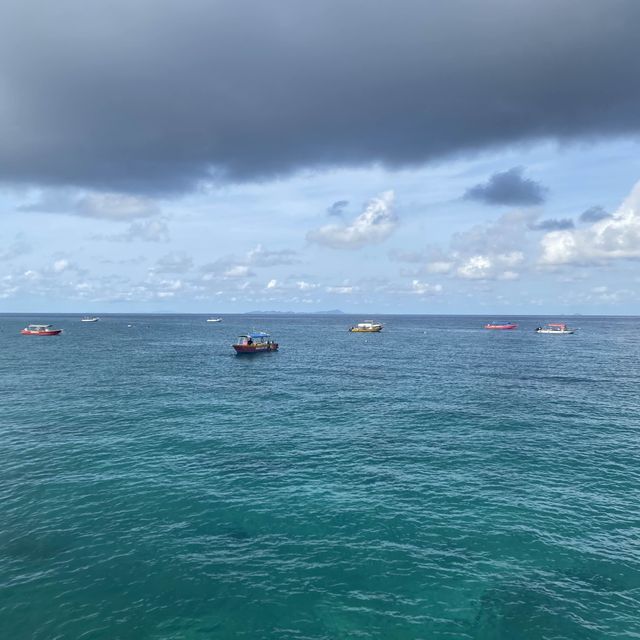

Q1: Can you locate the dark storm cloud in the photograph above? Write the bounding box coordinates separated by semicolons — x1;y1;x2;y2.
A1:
465;167;547;206
2;0;640;194
580;206;611;223
327;200;349;217
528;218;575;231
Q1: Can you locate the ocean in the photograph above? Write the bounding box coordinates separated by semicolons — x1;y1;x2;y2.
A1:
1;314;639;639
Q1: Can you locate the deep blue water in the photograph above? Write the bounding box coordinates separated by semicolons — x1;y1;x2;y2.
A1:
1;314;639;639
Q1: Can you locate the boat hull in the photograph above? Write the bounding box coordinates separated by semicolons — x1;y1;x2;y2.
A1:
536;329;575;334
21;329;62;336
233;343;278;354
349;327;382;332
485;324;517;330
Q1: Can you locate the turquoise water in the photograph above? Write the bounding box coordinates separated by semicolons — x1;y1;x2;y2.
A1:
1;314;639;639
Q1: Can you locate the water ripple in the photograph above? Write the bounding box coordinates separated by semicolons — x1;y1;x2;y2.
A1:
0;314;639;639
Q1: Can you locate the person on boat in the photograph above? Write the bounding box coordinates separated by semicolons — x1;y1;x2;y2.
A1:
247;337;253;345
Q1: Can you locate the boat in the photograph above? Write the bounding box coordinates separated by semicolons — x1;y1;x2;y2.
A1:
81;316;99;322
206;318;222;323
535;323;576;335
233;332;278;354
349;321;383;333
21;324;62;336
484;322;518;330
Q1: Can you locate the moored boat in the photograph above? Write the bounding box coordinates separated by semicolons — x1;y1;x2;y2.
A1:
206;317;222;323
21;324;63;336
233;332;278;354
485;322;517;330
349;321;383;333
81;316;99;322
535;323;576;335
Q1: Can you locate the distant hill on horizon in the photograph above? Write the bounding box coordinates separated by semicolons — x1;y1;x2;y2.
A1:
245;309;345;315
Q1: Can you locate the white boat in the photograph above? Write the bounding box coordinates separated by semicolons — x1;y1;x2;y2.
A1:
206;317;222;323
535;323;576;335
81;316;99;322
349;321;383;332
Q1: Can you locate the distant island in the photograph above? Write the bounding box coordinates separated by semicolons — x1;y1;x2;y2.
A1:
244;309;345;315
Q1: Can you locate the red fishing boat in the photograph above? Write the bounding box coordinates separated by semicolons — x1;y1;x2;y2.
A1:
21;324;63;336
484;321;517;330
233;332;278;354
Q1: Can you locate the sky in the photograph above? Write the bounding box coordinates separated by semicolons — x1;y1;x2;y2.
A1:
2;0;640;314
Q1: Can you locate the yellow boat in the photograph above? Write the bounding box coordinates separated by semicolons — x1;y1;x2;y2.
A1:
349;321;383;333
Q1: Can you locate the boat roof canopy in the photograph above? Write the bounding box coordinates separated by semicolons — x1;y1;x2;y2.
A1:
28;324;51;328
239;332;270;339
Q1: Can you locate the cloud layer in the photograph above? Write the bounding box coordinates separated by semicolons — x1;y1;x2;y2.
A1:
19;191;159;220
2;1;640;193
528;218;574;231
308;191;397;249
540;180;640;265
392;210;534;281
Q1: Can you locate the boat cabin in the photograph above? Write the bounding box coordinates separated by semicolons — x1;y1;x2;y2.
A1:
535;323;575;334
236;332;270;345
27;324;52;332
349;321;383;332
233;332;279;353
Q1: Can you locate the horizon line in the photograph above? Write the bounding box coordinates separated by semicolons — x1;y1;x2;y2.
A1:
1;311;639;318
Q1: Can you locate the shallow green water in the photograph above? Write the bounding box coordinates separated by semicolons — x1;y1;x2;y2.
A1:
1;314;639;639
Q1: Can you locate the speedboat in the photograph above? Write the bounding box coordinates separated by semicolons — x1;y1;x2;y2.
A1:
21;324;62;336
485;322;517;330
206;317;222;323
349;321;383;333
81;316;99;322
535;323;576;335
233;332;278;354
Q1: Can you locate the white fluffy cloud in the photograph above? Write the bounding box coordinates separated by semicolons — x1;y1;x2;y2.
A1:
296;280;317;291
53;259;70;273
411;280;443;295
94;217;171;243
456;255;492;279
455;251;524;279
395;212;531;281
224;265;253;278
50;258;85;275
125;218;170;242
540;180;640;265
326;285;357;294
308;191;397;249
200;245;297;282
247;244;298;266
